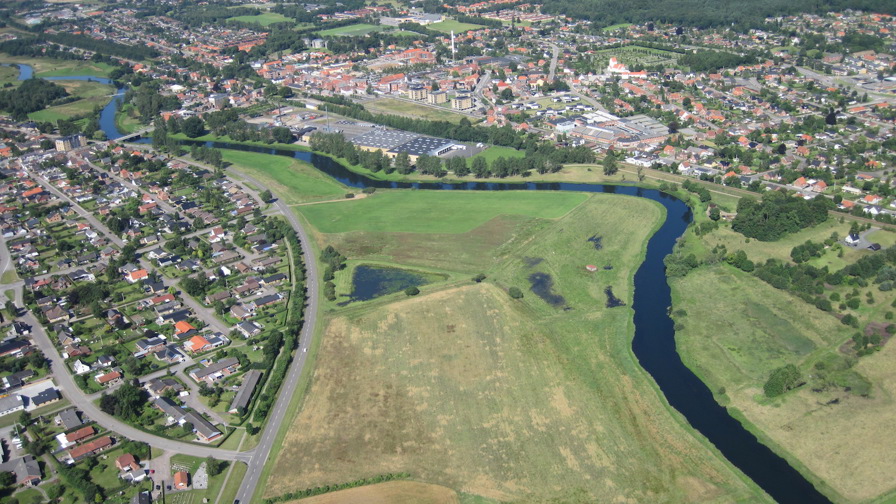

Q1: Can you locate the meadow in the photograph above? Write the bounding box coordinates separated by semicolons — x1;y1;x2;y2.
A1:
268;192;764;503
221;150;347;204
318;23;385;37
0;55;114;78
28;80;115;122
287;481;460;504
428;20;485;33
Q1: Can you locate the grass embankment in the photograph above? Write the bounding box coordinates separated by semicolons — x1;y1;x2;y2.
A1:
221;150;346;205
28;80;115;122
268;193;764;503
364;98;470;124
669;188;896;502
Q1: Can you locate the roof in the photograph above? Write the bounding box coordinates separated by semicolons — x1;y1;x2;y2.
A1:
174;471;189;487
191;357;239;380
66;426;95;443
97;371;122;384
56;408;83;429
230;370;262;413
350;129;420;150
154;397;186;419
0;394;24;412
68;435;113;459
184;411;220;439
174;320;196;334
188;335;210;351
389;136;455;157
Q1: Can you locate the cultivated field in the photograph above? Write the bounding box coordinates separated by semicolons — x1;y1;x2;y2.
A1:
318;23;384;37
364;97;470;124
222;150;347;205
428;20;485;33
268;193;763;503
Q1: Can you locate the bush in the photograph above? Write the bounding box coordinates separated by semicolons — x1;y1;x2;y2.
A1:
508;287;523;299
472;273;486;283
404;286;420;296
763;364;803;397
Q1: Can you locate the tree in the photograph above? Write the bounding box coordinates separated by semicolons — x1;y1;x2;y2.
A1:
602;155;618;176
0;471;14;487
259;189;273;203
182;116;205;138
404;286;420;296
393;151;411;175
776;143;787;155
763;364;802;397
508;287;524;299
825;110;837;126
709;207;721;221
205;456;228;476
272;126;293;144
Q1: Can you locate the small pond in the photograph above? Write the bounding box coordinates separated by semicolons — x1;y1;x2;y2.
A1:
350;265;445;302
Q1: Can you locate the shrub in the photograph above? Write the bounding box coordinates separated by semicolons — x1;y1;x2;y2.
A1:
508;287;523;299
763;364;803;397
404;286;420;296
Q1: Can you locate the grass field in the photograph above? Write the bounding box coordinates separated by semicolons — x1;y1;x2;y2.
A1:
220;150;346;204
469;146;525;165
269;193;763;503
286;481;460;504
115;103;143;135
0;65;18;86
28;80;115;122
364;98;469;124
228;12;292;26
673;266;896;502
318;23;384;37
298;190;588;234
428;20;485;33
0;55;114;79
602;23;633;31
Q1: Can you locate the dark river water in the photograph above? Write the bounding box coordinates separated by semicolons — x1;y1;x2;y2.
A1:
3;59;825;502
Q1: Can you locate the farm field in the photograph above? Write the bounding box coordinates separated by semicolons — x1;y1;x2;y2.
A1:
428;20;485;33
298;190;589;234
286;481;460;504
318;23;384;37
267;192;764;503
673;266;896;503
221;150;347;205
228;12;292;26
364;97;470;124
28;80;115;122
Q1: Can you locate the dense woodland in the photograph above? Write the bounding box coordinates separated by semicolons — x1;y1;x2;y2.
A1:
0;78;68;120
732;191;834;242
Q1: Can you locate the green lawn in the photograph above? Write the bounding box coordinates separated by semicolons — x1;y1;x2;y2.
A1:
1;270;17;283
219;462;248;504
318;23;384;37
221;150;346;205
115;103;143;135
470;146;525;165
36;61;115;78
298;190;589;234
228;12;292;26
428;20;485;33
602;23;633;31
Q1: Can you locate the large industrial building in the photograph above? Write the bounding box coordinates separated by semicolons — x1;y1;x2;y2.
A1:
350;129;456;163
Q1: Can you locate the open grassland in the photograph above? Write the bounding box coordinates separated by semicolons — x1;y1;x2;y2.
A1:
270;194;762;503
364;97;470;124
674;267;896;503
318;23;384;37
428;20;485;33
286;481;460;504
298;190;588;234
115;104;143;135
228;12;292;26
470;145;525;164
222;150;346;204
0;65;18;86
0;55;114;78
28;80;115;122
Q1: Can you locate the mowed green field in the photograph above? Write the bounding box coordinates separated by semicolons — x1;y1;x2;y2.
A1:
318;23;384;37
28;80;115;122
470;145;525;165
298;191;588;234
228;12;292;26
269;193;764;503
221;150;346;204
428;20;485;33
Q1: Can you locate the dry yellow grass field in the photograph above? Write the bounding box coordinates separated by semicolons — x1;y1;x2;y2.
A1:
283;481;459;504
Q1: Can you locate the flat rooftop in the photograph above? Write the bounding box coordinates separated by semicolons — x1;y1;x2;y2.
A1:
351;129;420;150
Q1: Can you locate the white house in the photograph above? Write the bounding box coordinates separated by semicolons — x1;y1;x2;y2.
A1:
72;360;92;375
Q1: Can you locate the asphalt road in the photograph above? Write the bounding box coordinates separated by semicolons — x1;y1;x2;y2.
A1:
229;168;320;504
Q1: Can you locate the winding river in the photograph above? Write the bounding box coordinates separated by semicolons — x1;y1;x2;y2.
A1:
8;60;830;502
176;143;828;503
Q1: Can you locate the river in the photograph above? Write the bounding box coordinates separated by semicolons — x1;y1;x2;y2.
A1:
3;63;127;139
7;60;830;502
173;141;830;504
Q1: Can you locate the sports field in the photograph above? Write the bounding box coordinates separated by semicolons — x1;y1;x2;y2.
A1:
28;80;115;122
221;150;346;205
428;20;485;33
268;192;763;503
228;12;292;26
318;23;384;37
298;190;588;234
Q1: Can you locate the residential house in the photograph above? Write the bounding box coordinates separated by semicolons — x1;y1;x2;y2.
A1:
189;357;240;384
68;436;113;462
0;455;41;486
